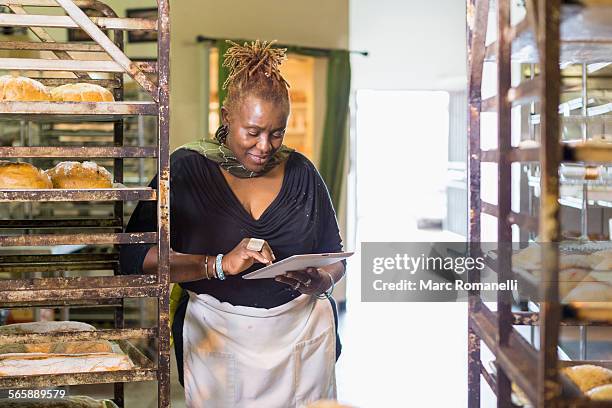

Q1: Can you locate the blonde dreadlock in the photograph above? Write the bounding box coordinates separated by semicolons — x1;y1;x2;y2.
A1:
222;40;291;113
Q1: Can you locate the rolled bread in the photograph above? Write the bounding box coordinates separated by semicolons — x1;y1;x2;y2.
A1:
0;161;53;189
0;349;133;376
0;75;51;101
563;278;612;302
45;161;112;189
0;321;96;334
588;384;612;401
562;364;612;392
51;83;114;102
0;321;134;376
0;321;113;354
530;268;591;298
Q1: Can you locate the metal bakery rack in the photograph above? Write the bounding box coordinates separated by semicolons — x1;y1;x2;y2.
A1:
0;1;170;407
467;0;612;407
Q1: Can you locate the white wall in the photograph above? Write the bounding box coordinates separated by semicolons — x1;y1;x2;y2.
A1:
349;0;467;91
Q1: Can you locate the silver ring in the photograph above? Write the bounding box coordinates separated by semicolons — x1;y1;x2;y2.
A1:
304;278;312;286
292;282;301;290
246;238;265;252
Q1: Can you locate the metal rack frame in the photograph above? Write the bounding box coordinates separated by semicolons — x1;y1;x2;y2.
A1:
0;1;170;406
467;0;612;407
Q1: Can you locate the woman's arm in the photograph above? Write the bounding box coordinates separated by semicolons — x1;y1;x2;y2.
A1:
275;261;344;296
142;245;208;283
143;238;275;283
318;260;346;287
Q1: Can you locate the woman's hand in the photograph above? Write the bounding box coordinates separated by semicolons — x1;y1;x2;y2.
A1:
275;267;333;296
221;238;275;276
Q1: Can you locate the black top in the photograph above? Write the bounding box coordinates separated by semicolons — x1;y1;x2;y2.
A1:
120;148;344;384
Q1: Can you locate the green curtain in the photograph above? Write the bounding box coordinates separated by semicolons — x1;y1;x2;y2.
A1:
216;39;232;118
215;42;351;208
316;50;350;209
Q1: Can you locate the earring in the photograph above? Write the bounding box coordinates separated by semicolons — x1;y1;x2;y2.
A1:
215;124;229;144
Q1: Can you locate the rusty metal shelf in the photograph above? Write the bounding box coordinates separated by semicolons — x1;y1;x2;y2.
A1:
0;274;158;292
0;340;157;389
0;252;117;264
480;202;539;232
0;232;156;247
0;298;123;308
513;310;612;327
0;0;170;403
468;0;612;406
469;304;585;406
0;187;156;202
0;252;120;273
0;101;158;122
483;255;612;326
0;218;123;229
0;328;157;345
480;144;612;164
0;369;157;389
0;285;160;304
0;146;158;158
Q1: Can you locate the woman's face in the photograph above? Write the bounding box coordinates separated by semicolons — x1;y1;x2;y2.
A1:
222;95;289;173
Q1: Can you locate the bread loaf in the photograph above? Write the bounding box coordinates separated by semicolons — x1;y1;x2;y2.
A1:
46;161;113;189
0;321;96;334
560;254;600;270
51;83;114;102
0;351;132;375
588;384;612;400
0;161;53;189
0;322;112;355
593;257;612;271
563;279;612;302
512;245;541;270
0;350;133;376
0;321;134;376
559;268;592;298
562;364;612;392
0;75;51;101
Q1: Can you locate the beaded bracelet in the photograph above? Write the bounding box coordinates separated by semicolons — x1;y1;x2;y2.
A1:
215;254;226;280
211;257;218;279
316;271;335;299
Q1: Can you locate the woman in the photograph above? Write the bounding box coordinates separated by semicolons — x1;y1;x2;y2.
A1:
121;40;346;407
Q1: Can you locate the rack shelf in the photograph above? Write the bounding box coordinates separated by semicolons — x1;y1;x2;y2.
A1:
0;101;158;122
467;0;612;406
0;286;161;303
0;2;170;404
480;143;612;164
0;232;157;246
0;328;157;344
0;188;156;202
0;146;158;158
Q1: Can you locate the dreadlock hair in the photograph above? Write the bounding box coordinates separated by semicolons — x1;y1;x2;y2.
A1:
222;40;291;115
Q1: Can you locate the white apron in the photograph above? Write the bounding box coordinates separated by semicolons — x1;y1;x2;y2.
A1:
183;291;337;408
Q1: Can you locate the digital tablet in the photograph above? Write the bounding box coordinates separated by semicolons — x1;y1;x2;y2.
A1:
242;252;354;280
